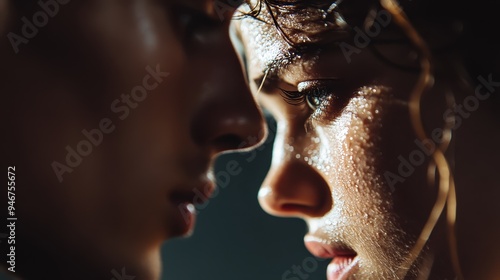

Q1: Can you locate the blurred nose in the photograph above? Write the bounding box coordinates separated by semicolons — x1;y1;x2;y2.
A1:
189;17;266;155
258;126;332;218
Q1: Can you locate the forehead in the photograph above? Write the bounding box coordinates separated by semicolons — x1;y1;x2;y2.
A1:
237;10;290;75
235;4;334;83
235;5;365;87
235;0;456;79
235;0;381;81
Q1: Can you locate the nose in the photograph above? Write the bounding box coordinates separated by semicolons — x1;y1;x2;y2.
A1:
258;130;332;218
189;18;266;155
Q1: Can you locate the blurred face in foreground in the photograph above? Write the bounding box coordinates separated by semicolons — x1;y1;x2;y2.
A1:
235;0;500;279
2;0;265;279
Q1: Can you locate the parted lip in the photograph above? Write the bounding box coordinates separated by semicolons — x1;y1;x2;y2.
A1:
305;235;359;280
169;179;215;206
167;178;216;237
304;235;357;259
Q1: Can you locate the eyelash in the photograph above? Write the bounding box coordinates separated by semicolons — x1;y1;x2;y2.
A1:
279;87;331;108
278;82;360;125
279;89;306;105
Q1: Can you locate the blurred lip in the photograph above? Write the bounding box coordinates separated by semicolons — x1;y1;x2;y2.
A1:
304;235;358;280
175;203;196;236
168;179;215;235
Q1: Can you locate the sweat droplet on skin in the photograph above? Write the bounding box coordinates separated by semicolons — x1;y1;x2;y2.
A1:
298;84;415;277
241;7;417;274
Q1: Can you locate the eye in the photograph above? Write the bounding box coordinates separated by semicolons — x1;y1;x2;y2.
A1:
303;87;331;111
279;79;357;123
306;95;323;110
301;80;338;110
279;87;330;108
280;80;336;109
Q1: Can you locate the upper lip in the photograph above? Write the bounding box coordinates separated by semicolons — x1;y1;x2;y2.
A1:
169;178;215;205
304;235;357;259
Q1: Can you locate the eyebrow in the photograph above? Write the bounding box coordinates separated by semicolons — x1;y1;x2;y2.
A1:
253;63;295;94
253;69;277;94
251;46;302;91
253;65;283;93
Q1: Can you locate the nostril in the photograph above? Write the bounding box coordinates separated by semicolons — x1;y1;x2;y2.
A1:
270;193;332;218
280;200;331;217
280;204;321;217
258;161;333;218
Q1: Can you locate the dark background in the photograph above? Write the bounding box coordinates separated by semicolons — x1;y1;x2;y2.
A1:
161;118;328;280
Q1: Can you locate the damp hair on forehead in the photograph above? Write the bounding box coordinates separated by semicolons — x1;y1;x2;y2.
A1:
243;0;498;76
241;0;498;279
240;0;353;48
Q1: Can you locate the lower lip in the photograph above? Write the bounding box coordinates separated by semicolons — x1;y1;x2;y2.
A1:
177;203;196;235
327;256;358;280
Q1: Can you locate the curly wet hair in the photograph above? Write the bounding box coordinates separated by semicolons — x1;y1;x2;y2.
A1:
244;0;499;279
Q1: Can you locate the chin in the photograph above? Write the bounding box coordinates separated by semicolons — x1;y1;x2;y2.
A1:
128;251;163;280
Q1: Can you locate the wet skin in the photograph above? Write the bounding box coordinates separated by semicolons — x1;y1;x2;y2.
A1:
234;2;500;279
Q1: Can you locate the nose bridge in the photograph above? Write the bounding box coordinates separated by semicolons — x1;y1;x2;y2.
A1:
189;23;251;103
259;121;333;218
189;24;266;154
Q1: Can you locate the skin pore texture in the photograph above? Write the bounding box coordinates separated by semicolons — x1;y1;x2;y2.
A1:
234;0;500;279
1;0;266;279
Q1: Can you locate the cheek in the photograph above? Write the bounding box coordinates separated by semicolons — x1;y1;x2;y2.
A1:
309;88;431;269
317;86;436;232
317;87;388;202
377;101;439;232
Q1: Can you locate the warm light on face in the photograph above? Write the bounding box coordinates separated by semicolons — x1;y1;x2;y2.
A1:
236;1;455;278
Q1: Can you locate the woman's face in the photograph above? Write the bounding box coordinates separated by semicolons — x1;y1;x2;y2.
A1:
2;0;265;278
236;2;451;279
